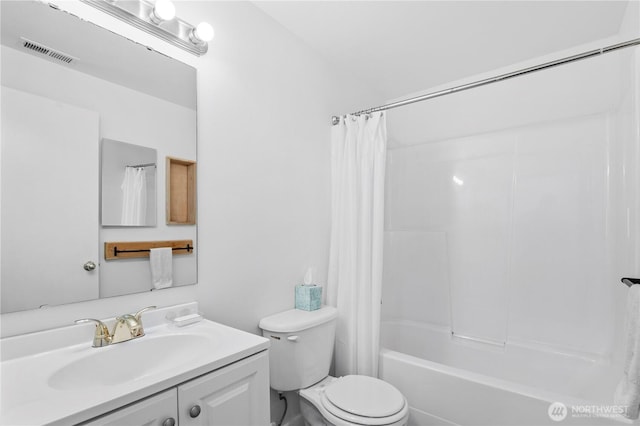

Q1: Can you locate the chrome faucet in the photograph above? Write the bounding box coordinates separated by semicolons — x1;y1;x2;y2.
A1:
76;306;156;347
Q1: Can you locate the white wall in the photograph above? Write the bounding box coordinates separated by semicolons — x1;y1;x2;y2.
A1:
187;1;381;334
382;44;639;361
619;0;639;41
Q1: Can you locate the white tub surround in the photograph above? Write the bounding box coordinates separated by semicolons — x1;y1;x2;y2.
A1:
0;303;270;426
381;38;640;426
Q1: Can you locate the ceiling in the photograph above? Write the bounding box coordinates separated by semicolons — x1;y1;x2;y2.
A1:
255;1;630;103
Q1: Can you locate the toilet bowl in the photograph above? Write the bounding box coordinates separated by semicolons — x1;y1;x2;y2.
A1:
299;376;409;426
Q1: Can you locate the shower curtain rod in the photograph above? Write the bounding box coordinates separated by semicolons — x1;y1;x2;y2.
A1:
331;37;640;125
126;163;156;168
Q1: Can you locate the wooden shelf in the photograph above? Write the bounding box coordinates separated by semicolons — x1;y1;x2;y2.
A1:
105;240;194;260
166;157;196;225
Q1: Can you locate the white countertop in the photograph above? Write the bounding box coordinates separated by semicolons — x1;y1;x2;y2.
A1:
0;303;269;425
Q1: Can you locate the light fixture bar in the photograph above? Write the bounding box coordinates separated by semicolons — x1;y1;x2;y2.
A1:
79;0;208;56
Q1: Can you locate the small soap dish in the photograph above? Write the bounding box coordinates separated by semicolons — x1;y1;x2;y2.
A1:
166;311;203;327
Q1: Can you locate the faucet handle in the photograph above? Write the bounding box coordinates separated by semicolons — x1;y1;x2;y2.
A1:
127;306;156;338
75;318;112;347
134;305;157;320
75;317;109;329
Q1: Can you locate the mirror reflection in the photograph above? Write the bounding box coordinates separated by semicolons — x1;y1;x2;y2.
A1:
101;139;157;227
0;1;197;314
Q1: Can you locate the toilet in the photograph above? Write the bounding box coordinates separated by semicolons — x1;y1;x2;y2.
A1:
259;306;409;426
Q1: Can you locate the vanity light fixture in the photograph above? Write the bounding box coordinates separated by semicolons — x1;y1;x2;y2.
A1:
79;0;213;56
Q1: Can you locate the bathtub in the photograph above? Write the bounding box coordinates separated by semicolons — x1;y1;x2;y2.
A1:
379;320;632;426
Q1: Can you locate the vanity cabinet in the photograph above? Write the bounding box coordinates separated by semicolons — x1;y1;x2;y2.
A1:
82;389;178;426
178;351;269;425
82;352;269;426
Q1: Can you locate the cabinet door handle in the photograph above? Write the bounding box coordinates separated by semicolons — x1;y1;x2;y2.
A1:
162;418;176;426
189;404;201;418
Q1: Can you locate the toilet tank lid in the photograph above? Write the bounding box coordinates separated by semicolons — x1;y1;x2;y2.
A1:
259;306;338;333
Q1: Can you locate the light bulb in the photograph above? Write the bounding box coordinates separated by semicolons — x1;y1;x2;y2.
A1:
150;0;175;24
190;22;214;44
196;22;214;42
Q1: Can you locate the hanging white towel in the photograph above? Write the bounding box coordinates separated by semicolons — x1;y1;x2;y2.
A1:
149;247;173;289
614;284;640;420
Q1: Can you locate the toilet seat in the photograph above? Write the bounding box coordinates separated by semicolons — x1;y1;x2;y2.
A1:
318;376;408;425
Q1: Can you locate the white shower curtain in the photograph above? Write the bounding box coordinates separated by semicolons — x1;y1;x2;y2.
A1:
327;113;387;377
121;166;147;225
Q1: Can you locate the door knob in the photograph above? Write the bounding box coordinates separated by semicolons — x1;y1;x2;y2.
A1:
162;418;176;426
83;261;97;271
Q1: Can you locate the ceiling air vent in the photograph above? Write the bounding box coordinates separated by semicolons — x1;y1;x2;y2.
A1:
21;38;76;64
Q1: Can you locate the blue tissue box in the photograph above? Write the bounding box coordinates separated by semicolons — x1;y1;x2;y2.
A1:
295;284;322;311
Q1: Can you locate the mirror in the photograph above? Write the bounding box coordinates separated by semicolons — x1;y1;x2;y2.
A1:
101;139;157;227
0;1;197;313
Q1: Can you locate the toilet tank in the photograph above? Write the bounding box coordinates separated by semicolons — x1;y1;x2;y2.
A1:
259;306;337;392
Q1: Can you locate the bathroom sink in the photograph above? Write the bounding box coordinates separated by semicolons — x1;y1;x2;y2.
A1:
48;333;206;390
1;303;270;426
